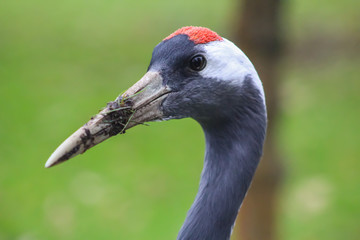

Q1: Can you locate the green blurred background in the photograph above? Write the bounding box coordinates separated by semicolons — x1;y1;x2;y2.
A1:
0;0;359;239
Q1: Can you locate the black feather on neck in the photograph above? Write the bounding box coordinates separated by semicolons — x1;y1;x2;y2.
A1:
177;77;267;240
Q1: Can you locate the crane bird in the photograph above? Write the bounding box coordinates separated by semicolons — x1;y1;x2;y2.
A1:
46;26;267;240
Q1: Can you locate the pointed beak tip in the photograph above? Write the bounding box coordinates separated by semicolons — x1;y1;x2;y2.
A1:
45;155;59;168
44;160;53;168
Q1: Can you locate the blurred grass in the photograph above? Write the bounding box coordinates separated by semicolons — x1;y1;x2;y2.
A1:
0;0;359;239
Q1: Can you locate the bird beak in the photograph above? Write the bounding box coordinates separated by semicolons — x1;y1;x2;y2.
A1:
45;71;170;168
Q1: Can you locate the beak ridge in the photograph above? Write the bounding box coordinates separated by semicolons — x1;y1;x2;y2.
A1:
45;71;169;168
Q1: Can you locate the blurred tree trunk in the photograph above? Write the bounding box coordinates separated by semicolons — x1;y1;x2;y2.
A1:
231;0;284;240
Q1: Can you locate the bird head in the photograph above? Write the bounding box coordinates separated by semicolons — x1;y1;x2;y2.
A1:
45;26;265;168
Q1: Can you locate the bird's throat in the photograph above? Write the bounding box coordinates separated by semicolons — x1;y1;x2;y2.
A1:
177;98;266;240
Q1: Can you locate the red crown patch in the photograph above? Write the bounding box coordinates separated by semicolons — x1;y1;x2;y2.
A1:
164;26;223;44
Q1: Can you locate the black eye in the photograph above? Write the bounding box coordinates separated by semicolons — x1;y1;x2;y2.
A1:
189;55;206;71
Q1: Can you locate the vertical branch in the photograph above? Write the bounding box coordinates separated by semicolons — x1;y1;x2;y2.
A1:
232;0;284;239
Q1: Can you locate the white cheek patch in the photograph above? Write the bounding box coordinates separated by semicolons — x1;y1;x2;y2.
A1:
200;39;265;103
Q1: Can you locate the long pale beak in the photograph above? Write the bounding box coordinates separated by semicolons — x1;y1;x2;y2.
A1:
45;71;170;168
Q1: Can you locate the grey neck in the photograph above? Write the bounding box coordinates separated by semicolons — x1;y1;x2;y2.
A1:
177;97;266;240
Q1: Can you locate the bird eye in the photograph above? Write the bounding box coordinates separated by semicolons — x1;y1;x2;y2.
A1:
189;55;206;71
